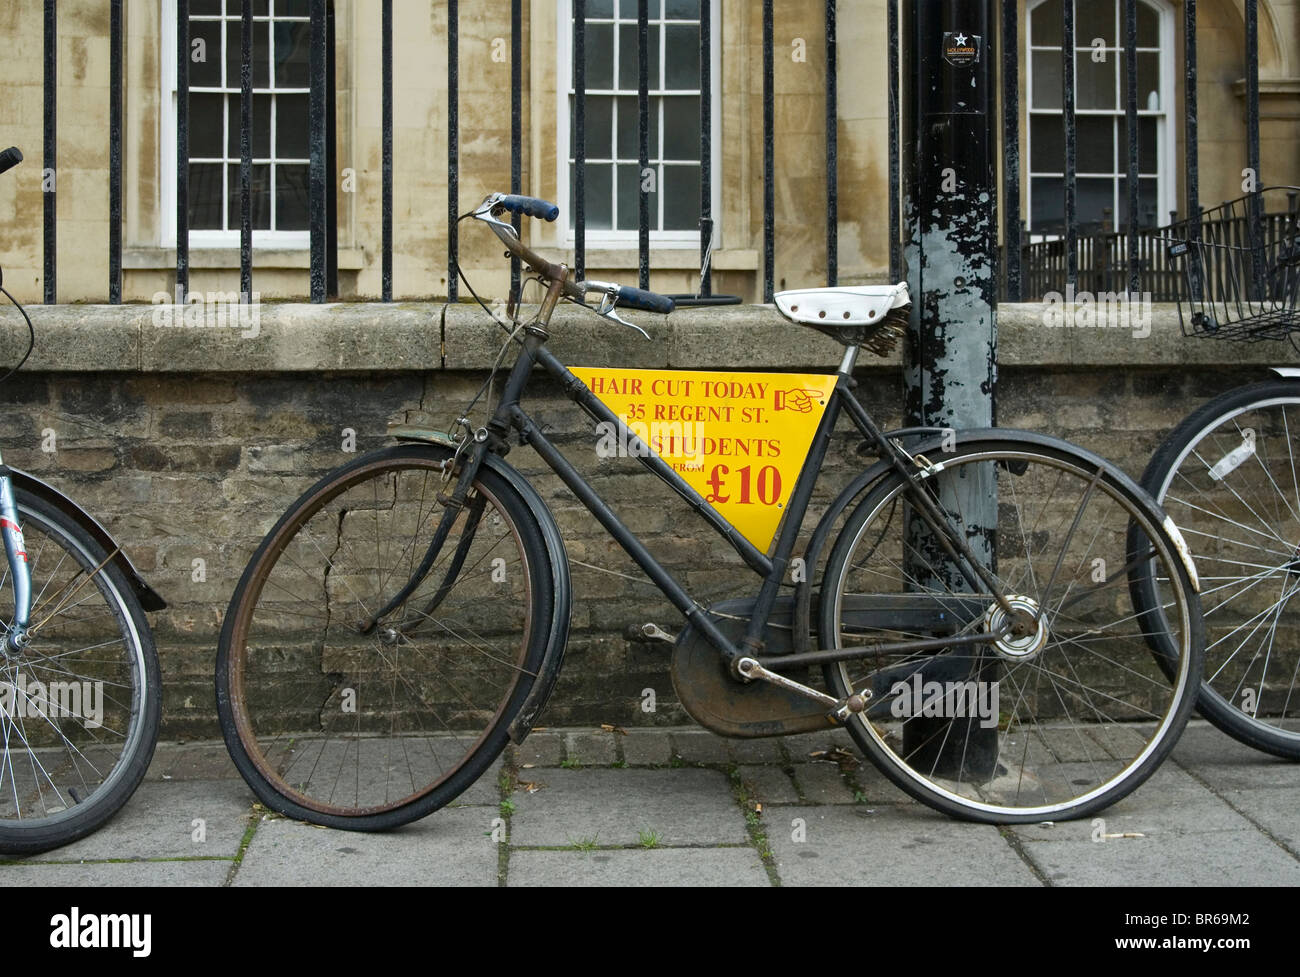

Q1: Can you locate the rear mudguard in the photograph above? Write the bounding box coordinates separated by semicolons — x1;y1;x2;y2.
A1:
792;427;1200;652
389;428;572;743
1;465;167;612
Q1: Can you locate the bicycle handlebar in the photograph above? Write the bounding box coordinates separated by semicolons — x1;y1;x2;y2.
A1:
496;194;560;222
0;147;23;176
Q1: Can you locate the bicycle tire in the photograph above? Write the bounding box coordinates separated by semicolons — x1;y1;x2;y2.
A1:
216;443;554;830
1136;378;1300;758
0;488;160;856
819;437;1204;823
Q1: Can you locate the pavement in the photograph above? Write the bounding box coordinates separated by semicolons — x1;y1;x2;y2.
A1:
2;720;1297;887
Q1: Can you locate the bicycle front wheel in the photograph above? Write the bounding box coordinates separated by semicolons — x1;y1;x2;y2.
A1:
216;443;554;830
1137;379;1300;758
0;489;160;856
819;438;1203;823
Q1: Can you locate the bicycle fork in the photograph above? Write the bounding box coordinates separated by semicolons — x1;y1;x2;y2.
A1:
0;456;32;655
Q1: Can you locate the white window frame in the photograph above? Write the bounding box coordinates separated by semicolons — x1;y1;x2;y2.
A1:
555;0;722;249
1025;0;1176;239
160;0;312;249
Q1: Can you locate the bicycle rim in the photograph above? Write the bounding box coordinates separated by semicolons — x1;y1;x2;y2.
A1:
1146;389;1300;756
821;442;1201;822
219;447;549;826
0;493;156;850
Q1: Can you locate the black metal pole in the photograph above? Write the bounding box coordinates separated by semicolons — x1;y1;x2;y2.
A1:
43;0;56;303
1000;0;1021;300
888;0;901;284
381;0;392;300
326;2;338;298
762;0;774;302
1062;0;1076;288
1124;0;1139;292
176;0;188;302
637;0;650;291
308;0;327;302
1245;0;1262;255
901;0;999;776
698;0;712;296
240;0;252;300
574;1;586;280
447;0;459;301
109;0;122;303
1184;0;1199;233
825;0;837;287
510;0;522;295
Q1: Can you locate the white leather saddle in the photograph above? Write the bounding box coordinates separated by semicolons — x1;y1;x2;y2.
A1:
774;283;911;352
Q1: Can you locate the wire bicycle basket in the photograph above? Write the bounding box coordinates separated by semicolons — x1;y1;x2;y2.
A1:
1162;186;1300;342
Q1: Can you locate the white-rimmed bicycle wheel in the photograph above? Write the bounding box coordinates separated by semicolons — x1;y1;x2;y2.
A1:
819;438;1203;823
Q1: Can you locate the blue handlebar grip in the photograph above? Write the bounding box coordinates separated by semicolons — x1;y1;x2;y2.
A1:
497;194;560;222
616;286;675;315
0;147;23;176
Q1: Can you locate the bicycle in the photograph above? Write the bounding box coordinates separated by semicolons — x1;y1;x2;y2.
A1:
1134;187;1300;759
0;147;166;855
216;190;1205;827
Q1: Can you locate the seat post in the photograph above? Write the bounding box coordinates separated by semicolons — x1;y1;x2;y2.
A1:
837;344;860;375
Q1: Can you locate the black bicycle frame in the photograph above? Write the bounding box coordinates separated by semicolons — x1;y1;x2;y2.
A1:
427;324;1013;673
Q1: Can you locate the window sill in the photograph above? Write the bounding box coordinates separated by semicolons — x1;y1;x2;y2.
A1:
123;247;367;271
552;248;758;271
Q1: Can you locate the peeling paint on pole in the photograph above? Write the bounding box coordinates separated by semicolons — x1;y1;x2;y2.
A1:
900;0;998;777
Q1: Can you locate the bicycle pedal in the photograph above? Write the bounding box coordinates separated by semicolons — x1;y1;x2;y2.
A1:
640;622;677;644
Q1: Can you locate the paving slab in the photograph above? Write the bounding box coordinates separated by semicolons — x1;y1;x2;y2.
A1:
669;730;731;764
231;808;500;886
21;780;256;862
620;729;673;766
736;765;800;805
507;846;770;886
0;859;231;887
792;763;859;804
768;804;1040;887
507;768;748;846
1219;788;1300;855
148;742;241;782
564;730;618;766
727;739;785;764
510;731;565;768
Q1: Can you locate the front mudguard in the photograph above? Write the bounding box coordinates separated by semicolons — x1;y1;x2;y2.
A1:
1;465;166;612
389;427;572;743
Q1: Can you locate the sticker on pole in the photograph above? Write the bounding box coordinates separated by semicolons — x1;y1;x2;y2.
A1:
943;32;980;67
569;367;838;550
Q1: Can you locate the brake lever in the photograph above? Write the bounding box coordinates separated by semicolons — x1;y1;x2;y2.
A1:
578;281;650;340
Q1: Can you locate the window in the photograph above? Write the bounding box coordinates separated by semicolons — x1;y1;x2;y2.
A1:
162;0;312;247
1027;0;1174;235
556;0;719;245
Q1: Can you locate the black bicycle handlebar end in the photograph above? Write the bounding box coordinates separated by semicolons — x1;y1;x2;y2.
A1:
497;194;560;222
0;147;23;176
617;286;675;315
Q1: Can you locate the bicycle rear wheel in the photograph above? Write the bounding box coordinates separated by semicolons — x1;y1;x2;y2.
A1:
0;489;160;856
819;438;1203;823
216;443;553;830
1136;379;1300;758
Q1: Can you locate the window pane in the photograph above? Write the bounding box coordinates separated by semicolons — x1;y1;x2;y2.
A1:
581;24;614;89
1075;51;1115;110
188;163;225;229
665;0;699;19
192;0;221;16
617;163;649;230
1076;115;1114;174
619;0;657;17
662;95;700;160
1138;51;1160;110
662;165;699;230
1031;0;1062;45
274;163;310;229
1031;52;1062;109
1077;176;1115;229
1118;177;1161;228
278;0;310;17
586;1;615;19
1030;114;1064;172
229;1;271;15
571;95;614;159
615;95;659;159
189;93;226;159
189;19;222;87
1137;2;1159;46
571;162;613;229
226;20;271;90
1118;116;1159;174
618;23;660;91
664;25;700;89
1031;175;1065;233
272;19;311;88
226;94;273;158
226;162;272;230
1076;0;1115;48
276;93;309;158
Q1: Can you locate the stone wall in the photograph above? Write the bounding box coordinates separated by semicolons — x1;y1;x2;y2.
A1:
0;300;1293;734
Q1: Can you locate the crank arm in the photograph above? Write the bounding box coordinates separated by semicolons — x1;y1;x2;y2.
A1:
735;657;873;724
